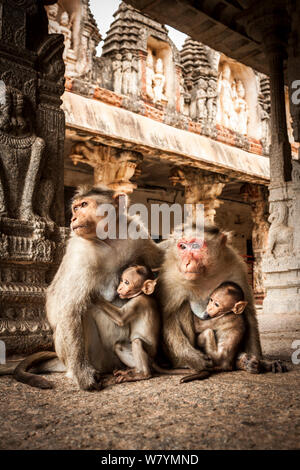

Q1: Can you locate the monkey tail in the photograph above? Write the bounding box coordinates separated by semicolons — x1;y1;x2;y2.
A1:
13;351;58;389
179;371;211;383
152;362;211;382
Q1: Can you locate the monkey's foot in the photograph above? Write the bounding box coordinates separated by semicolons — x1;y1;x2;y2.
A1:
236;353;260;374
75;365;103;391
260;359;288;373
114;368;152;384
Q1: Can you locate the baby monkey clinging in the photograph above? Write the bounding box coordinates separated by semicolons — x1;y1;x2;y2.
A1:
182;282;249;383
100;265;160;383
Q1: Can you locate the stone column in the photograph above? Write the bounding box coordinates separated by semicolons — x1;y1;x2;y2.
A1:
70;143;143;194
241;184;270;305
238;3;300;317
0;1;67;354
170;168;227;223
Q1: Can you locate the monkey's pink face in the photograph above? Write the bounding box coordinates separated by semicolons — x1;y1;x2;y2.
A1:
71;197;104;240
177;238;209;280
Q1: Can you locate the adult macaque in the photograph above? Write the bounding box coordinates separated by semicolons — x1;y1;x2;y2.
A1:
10;185;163;390
99;265;160;383
158;224;286;376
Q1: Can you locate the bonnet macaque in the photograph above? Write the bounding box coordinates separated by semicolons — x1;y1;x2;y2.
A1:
100;265;160;383
194;282;247;371
158;223;286;377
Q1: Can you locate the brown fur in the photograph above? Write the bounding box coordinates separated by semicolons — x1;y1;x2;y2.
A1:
157;224;282;376
13;186;163;390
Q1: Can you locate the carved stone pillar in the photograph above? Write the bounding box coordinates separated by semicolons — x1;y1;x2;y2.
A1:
170;168;227;223
241;184;270;304
0;1;67;354
237;3;300;318
70;143;143;194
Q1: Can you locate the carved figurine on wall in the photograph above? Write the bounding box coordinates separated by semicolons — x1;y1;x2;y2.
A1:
0;84;45;221
48;4;60;35
206;78;217;124
153;58;167;103
122;52;133;96
75;35;89;77
217;62;235;129
234;80;248;135
112;54;123;94
268;202;294;258
196;78;208;121
146;50;155;101
59;11;72;61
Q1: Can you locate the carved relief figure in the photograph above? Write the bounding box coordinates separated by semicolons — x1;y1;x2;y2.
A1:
48;4;60;35
217;63;235;128
153;58;167;103
196;78;208;120
75;35;88;76
145;50;154;101
268;202;294;257
112;54;123;94
217;63;248;135
234;80;248;135
0;84;45;221
59;11;72;61
206;78;217;123
122;53;133;96
130;55;139;96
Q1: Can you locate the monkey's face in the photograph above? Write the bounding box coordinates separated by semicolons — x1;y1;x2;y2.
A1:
117;268;144;299
71;197;104;239
176;238;209;280
205;292;237;319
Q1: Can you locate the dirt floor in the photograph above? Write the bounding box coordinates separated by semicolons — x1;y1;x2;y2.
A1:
0;355;299;450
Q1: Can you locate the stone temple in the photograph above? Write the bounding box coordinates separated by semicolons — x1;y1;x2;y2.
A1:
0;0;299;451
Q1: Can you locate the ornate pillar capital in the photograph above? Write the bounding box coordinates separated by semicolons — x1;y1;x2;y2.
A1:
170;167;227;223
70;143;142;194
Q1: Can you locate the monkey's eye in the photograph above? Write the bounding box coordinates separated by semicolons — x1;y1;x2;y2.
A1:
209;298;213;303
124;280;129;285
81;201;88;208
215;302;219;307
178;242;187;250
191;242;201;250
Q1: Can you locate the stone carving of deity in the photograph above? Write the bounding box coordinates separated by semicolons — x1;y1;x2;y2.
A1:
196;78;207;120
122;53;132;95
112;54;122;94
153;58;167;103
48;4;60;34
206;78;217;123
75;35;89;76
234;80;248;135
146;50;154;101
130;55;139;96
59;12;72;61
217;63;235;128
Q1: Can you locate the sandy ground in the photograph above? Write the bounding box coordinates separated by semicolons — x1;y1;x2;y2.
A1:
0;357;299;450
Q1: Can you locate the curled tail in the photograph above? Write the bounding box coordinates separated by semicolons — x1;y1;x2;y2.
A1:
152;363;211;382
13;351;58;389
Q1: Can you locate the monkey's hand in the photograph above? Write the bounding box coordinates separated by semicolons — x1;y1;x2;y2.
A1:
73;362;103;391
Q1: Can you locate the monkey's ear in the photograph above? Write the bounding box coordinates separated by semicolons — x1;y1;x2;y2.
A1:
232;301;248;315
142;279;157;296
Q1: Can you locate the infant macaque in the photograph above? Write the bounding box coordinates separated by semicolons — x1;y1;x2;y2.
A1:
101;265;160;383
193;282;248;372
